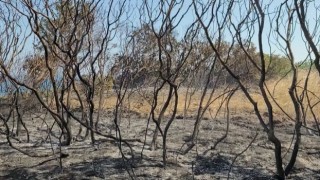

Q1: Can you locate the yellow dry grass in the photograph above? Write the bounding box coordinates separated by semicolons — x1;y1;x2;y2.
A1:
263;70;320;119
65;70;319;121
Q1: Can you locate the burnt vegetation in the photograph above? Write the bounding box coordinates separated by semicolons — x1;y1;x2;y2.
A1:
0;0;320;179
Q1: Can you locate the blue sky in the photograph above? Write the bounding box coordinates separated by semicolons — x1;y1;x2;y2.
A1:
4;0;320;64
174;0;319;62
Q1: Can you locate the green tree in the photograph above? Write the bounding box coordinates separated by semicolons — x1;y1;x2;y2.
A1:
265;54;291;78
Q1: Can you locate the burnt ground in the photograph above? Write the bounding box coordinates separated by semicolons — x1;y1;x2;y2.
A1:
0;112;320;179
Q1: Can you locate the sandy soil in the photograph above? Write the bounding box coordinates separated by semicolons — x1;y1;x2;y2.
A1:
0;112;320;179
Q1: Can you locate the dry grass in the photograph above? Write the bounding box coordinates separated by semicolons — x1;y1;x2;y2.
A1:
64;70;320;122
264;70;320;120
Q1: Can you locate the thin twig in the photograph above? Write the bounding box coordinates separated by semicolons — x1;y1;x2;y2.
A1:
228;131;258;179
